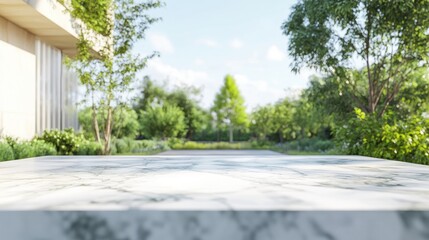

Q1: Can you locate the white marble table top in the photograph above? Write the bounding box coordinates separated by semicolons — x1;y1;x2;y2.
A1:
0;151;428;211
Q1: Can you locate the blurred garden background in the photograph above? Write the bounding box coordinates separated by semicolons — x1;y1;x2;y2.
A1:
1;0;428;165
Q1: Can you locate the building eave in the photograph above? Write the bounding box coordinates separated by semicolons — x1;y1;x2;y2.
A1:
0;0;105;57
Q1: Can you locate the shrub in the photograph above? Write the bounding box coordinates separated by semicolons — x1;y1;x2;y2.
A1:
110;139;169;154
250;140;273;149
132;140;170;153
79;106;140;139
38;129;86;155
3;136;18;149
6;139;56;160
113;138;129;154
110;143;118;155
170;141;254;150
276;138;335;153
0;142;14;161
113;138;138;154
140;105;186;139
112;138;138;154
75;141;103;155
336;109;429;165
13;142;35;159
31;140;57;157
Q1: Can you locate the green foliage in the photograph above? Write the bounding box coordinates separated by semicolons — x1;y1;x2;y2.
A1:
306;69;429;122
132;140;170;153
30;140;57;157
134;77;208;140
212;75;249;142
272;99;296;141
251;105;276;140
192;128;251;142
0;142;14;161
250;97;331;143
75;141;104;155
283;0;429;116
111;138;169;154
166;85;207;139
79;106;140;139
67;0;162;154
0;138;56;161
112;138;133;154
277;138;335;153
140;105;186;140
3;136;18;150
170;141;256;150
38;129;86;155
336;109;429;164
291;96;332;140
12;142;35;159
134;77;168;112
63;0;112;36
306;75;358;122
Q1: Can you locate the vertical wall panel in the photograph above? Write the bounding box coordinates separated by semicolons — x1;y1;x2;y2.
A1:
35;39;78;134
61;63;79;130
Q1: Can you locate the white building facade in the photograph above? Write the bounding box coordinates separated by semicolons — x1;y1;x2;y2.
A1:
0;0;89;139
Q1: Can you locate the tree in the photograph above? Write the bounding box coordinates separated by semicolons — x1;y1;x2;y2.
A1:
133;76;168;112
133;77;207;140
212;75;248;142
250;105;275;140
306;68;429;122
65;0;162;154
283;0;429;117
306;74;360;122
287;95;333;140
166;86;206;140
78;106;139;139
272;99;295;142
140;105;186;140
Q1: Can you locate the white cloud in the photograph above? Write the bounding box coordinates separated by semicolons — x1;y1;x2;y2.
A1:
234;74;286;110
194;58;205;66
230;38;243;49
197;38;219;48
149;33;174;53
146;59;222;108
147;59;208;87
266;45;285;61
247;51;260;64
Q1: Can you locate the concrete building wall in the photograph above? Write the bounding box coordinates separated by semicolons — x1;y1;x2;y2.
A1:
0;17;36;139
0;16;78;139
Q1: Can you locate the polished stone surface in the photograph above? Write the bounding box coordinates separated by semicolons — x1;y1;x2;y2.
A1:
1;151;429;239
1;152;428;210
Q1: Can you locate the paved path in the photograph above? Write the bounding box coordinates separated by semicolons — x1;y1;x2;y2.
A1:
1;151;429;239
157;149;283;155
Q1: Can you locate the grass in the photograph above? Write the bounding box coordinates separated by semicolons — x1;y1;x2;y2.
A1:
273;149;341;155
170;140;339;155
113;149;166;155
170;141;257;150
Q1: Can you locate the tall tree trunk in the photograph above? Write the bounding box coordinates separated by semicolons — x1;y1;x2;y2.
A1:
91;104;101;143
103;106;113;155
229;125;233;143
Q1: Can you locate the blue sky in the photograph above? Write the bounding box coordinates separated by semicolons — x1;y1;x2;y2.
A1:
137;0;314;110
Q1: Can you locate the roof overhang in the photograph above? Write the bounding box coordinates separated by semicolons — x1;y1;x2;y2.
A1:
0;0;105;57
